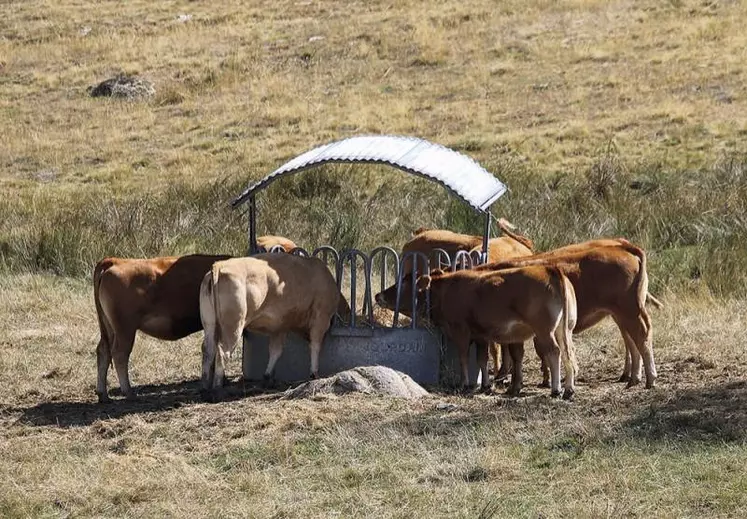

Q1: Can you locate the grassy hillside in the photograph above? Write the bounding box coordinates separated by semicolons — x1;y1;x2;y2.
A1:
2;0;746;192
2;0;747;293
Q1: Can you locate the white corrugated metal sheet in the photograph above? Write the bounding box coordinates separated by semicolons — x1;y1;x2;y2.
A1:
231;135;507;212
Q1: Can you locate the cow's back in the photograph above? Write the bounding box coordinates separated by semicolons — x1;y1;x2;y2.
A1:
477;245;644;327
213;254;339;335
402;229;534;273
481;236;533;261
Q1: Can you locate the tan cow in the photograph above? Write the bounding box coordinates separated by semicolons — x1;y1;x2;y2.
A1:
400;218;533;276
199;253;340;399
93;236;300;403
477;242;659;390
394;266;579;398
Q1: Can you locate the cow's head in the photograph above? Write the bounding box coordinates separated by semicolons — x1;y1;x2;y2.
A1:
374;269;444;315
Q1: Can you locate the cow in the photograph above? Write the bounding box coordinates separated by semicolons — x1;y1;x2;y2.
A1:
476;242;659;391
387;266;578;398
400;218;534;276
199;253;340;400
93;236;300;403
379;219;535;379
490;238;664;386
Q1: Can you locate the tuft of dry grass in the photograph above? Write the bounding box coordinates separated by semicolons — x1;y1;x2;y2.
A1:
2;275;747;517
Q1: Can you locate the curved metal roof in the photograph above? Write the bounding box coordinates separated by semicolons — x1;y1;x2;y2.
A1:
231;135;507;213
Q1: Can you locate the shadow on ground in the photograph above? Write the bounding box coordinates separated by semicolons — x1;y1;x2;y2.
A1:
622;379;747;443
13;378;287;428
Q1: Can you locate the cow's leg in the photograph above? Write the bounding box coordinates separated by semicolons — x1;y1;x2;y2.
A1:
96;336;112;403
111;330;136;400
506;342;524;397
264;333;287;384
536;335;561;398
620;312;657;389
620;345;632;383
554;326;577;401
495;344;512;385
475;340;491;392
620;329;642;386
308;324;328;380
533;338;550;388
201;335;217;398
450;331;473;391
611;315;640;383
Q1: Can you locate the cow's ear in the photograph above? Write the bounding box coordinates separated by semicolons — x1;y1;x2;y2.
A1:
431;268;444;277
416;275;432;292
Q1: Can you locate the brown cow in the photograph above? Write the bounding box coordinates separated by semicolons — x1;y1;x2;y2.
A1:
477;242;659;390
199;253;340;399
391;266;578;398
380;219;534;379
93;236;300;403
489;238;663;385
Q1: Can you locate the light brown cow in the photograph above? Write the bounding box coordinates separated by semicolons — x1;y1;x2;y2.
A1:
401;266;579;398
400;218;534;276
477;242;659;390
199;253;340;399
93;236;299;403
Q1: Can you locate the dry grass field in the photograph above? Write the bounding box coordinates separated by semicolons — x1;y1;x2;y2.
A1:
2;276;747;517
2;0;747;517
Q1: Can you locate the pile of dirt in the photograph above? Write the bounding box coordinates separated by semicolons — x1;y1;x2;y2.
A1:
284;366;429;399
88;74;155;100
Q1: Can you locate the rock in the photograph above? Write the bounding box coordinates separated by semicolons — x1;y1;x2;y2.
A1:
284;366;429;399
88;75;155;100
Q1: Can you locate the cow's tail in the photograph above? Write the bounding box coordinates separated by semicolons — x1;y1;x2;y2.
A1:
625;244;651;311
646;293;664;309
93;258;115;366
210;263;222;346
557;268;579;376
497;218;535;251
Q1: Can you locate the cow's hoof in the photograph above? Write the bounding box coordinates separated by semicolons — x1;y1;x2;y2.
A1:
562;389;575;401
550;390;561;399
96;392;111;404
262;374;277;389
456;385;474;396
617;373;631;383
645;381;656;390
505;386;521;398
536;380;551;389
480;385;493;395
309;372;319;380
625;379;641;389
